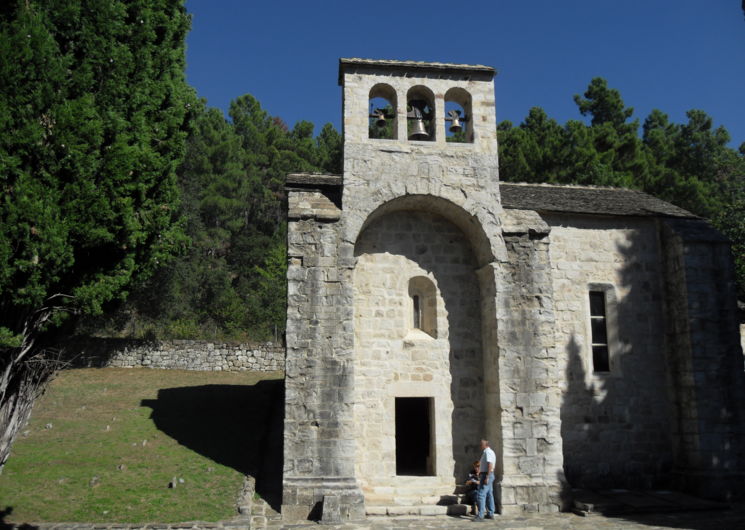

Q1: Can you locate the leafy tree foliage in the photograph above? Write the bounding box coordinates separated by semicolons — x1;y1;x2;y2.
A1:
97;96;343;341
0;0;194;470
498;78;745;299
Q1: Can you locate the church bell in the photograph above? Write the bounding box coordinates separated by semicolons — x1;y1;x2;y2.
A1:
372;108;387;128
407;100;430;141
409;118;429;140
447;109;463;133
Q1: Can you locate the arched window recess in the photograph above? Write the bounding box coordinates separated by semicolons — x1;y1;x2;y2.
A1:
445;88;473;143
368;84;397;140
406;86;435;142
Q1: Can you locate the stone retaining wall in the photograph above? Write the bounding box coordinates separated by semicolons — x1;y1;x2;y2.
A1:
64;337;284;372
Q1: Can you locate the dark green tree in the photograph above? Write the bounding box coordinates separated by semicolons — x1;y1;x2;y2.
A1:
316;123;343;174
108;95;344;341
0;0;193;470
498;108;566;183
498;78;745;298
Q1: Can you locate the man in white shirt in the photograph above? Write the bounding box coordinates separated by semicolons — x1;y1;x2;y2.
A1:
474;438;496;521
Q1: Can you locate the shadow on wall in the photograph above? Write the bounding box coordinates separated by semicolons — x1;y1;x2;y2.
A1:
141;380;284;509
559;220;676;491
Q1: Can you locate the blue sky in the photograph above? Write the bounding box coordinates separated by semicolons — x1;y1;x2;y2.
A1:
185;1;745;148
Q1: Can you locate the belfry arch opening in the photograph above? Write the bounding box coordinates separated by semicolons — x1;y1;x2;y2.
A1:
369;83;397;140
406;85;435;141
445;87;473;143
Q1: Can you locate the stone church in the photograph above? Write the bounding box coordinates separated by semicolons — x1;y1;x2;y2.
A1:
280;58;745;521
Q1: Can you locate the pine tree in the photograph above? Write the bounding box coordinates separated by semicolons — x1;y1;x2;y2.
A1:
497;78;745;297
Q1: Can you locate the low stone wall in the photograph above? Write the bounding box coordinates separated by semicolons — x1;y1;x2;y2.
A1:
64;337;284;372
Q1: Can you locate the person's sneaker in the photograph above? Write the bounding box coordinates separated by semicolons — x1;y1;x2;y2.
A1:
485;513;495;519
471;517;483;522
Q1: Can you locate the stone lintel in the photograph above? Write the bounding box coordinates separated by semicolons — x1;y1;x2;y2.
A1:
500;208;551;237
286;172;342;188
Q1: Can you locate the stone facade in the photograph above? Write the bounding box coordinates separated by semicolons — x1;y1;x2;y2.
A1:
546;215;676;488
282;58;745;522
64;337;283;372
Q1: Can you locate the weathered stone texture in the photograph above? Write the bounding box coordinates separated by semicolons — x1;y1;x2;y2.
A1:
545;215;675;489
497;210;565;513
284;209;365;520
660;219;745;499
64;337;283;372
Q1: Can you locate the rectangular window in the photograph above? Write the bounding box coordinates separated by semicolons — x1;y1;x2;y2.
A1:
589;291;610;372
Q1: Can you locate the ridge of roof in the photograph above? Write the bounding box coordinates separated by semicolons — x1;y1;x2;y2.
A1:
499;181;698;219
501;181;636;191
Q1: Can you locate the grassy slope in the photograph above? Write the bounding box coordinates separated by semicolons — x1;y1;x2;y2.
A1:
0;368;283;524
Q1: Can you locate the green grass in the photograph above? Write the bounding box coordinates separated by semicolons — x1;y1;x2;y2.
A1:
0;368;283;524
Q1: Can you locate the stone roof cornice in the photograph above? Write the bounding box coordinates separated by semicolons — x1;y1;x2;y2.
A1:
338;57;496;84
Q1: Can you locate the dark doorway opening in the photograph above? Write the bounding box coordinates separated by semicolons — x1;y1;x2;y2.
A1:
395;397;434;476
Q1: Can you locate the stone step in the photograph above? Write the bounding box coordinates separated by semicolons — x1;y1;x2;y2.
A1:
365;493;463;506
366;503;470;516
366;485;457;496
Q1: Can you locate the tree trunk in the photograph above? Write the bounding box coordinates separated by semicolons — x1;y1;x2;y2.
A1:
0;353;59;473
0;296;70;473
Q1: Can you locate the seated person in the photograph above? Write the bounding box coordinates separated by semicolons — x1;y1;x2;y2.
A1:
464;460;480;515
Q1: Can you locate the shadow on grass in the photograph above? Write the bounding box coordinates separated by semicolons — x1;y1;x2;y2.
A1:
0;506;39;530
141;379;284;510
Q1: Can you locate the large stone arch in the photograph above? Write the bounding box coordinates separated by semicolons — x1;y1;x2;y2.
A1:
349;195;502;503
341;186;506;266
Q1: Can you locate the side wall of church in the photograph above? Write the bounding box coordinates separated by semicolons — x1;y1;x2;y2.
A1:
544;214;676;489
660;219;745;499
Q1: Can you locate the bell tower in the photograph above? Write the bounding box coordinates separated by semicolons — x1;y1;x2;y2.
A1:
283;58;566;522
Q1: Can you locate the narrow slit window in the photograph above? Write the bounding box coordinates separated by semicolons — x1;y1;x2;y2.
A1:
589;291;610;372
408;277;437;337
412;295;421;329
